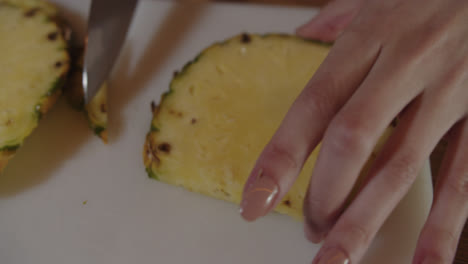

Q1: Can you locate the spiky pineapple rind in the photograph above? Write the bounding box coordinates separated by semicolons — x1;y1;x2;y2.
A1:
0;145;20;152
0;151;16;172
150;124;159;132
84;83;108;143
87;123;107;143
0;145;20;172
143;133;160;181
170;32;331;84
47;74;67;95
146;167;159;180
92;126;105;137
261;32;333;46
85;120;107;143
34;75;67;120
161;87;174;99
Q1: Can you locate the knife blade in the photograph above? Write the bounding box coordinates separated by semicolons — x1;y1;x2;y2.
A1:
82;0;138;104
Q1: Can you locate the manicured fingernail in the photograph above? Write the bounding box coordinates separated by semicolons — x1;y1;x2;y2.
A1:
240;170;278;222
314;248;349;264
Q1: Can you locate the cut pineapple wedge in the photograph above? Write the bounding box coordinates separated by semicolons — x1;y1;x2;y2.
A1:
85;83;108;142
0;2;69;172
64;47;108;143
144;33;392;220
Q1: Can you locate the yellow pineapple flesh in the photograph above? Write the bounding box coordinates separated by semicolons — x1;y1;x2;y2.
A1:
144;33;391;220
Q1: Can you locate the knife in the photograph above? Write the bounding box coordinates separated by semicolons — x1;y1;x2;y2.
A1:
82;0;139;104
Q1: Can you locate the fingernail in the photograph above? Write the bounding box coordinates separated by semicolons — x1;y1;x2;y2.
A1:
314;248;349;264
240;170;279;222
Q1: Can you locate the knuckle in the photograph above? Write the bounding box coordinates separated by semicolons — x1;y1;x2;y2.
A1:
387;15;458;65
318;21;342;41
306;194;325;215
306;194;337;223
421;12;459;44
431;227;459;253
399;32;440;60
335;221;371;245
420;226;459;260
431;60;468;105
384;152;420;190
298;81;336;122
446;171;468;198
264;142;299;172
326;115;371;157
344;21;374;39
419;255;450;264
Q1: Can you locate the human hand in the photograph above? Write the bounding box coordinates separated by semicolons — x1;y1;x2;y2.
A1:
239;0;468;263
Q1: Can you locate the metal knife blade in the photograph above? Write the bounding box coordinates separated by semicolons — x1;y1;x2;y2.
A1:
82;0;138;104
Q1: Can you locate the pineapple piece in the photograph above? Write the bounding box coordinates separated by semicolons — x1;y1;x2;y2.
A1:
144;33;392;220
86;83;108;142
64;47;108;143
0;2;69;172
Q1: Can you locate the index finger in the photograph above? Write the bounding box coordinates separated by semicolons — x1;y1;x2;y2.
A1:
239;31;382;221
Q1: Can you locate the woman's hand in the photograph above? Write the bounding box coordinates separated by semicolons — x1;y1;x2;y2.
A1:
239;0;468;263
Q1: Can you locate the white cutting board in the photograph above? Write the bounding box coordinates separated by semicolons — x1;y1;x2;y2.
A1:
0;1;433;263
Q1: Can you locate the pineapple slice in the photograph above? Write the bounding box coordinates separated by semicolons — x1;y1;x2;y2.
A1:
0;2;69;172
144;33;391;220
